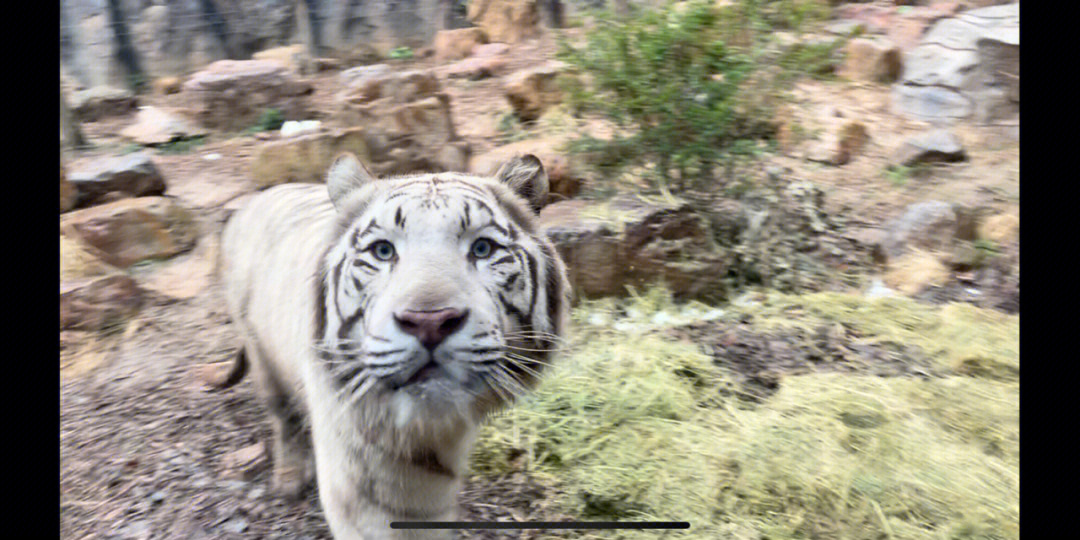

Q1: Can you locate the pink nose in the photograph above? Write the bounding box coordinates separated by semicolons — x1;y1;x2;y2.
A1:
394;308;469;350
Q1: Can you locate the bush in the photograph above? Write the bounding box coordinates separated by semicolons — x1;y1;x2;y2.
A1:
557;1;771;192
557;0;837;193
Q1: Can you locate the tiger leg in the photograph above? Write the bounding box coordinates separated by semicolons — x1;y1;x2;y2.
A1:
246;343;314;499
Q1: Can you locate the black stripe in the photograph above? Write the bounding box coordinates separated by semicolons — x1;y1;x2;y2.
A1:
358;220;382;240
463;201;472;227
479;220;509;238
491;255;515;266
508;224;520;240
332;257;346;321
503;272;520;289
541;243;561;353
338;306;365;340
394;207;404;228
367;348;406;357
335;363;364;389
352;257;377;272
314;269;328;345
498;292;528;328
520;247;539;321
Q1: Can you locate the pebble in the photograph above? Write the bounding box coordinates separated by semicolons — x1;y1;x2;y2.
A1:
203;153;222;161
865;278;897;299
280;120;322;138
221;517;249;534
149;491;166;504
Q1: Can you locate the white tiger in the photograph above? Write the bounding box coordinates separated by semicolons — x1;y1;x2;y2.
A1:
218;152;571;540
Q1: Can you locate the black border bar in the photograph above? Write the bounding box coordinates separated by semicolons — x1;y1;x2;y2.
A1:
391;521;690;530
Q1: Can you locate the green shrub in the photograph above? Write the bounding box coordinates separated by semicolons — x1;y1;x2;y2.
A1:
250;108;285;133
558;0;764;192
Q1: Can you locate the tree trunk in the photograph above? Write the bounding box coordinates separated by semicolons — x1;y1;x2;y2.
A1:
60;90;86;150
539;0;564;28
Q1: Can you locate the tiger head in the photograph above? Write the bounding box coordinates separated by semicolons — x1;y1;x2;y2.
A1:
315;153;570;442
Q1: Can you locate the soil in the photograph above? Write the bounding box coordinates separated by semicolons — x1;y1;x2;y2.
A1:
668;320;942;402
60;17;1019;540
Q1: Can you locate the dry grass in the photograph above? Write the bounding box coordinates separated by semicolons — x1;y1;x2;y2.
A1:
470;288;1019;539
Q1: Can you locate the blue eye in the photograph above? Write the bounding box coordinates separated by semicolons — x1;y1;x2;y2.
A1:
371;241;395;261
471;238;494;259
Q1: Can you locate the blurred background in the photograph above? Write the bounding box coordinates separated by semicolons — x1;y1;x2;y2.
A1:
60;1;1019;538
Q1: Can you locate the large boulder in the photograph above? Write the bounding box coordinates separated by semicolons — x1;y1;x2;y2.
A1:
892;3;1019;123
335;68;469;175
69;86;138;122
59;234;143;331
504;63;566;122
879;200;965;261
119;106;208;146
252;44;312;75
893;129;966;166
467;0;541;43
60;197;198;268
434;28;488;61
66;152;167;209
839;38;902;83
540;195;728;302
250;127;373;188
181;60;313;131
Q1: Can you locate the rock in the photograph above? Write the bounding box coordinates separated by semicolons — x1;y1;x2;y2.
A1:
279;120;322;138
880;200;959;260
119;106;208;146
434;28;488;61
153;77;182;95
60;197;198;268
839;38;902;83
504;63;566;122
60;272;143;331
220;442;266;481
884;250;950;296
69;86;137;122
137;234;219;300
338;68;440;105
469;138;583;202
67;152;167;209
978;213;1019;245
182;60;313;131
250;127;373;188
252;44;312;75
894;129;966;166
893;3;1019;123
473;43;512;57
313;57;343;72
467;0;541;43
61;165;77;213
442;55;509;79
805;121;870;166
540;195;728;302
825;20;866;36
339;64;393;88
335;70;469;176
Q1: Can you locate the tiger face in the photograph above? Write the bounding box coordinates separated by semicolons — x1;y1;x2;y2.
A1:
315;153;569;434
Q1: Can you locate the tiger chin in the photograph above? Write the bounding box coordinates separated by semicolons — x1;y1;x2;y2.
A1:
218;152;571;540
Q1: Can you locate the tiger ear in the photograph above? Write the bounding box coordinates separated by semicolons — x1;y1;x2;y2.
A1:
327;152;376;212
494;154;548;214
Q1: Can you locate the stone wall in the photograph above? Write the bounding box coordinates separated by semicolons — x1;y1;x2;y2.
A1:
59;0;471;91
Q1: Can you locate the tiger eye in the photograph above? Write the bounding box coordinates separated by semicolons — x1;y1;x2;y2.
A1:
371;241;395;261
471;238;493;259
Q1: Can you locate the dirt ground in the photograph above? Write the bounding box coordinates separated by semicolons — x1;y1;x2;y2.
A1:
60;21;1019;540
